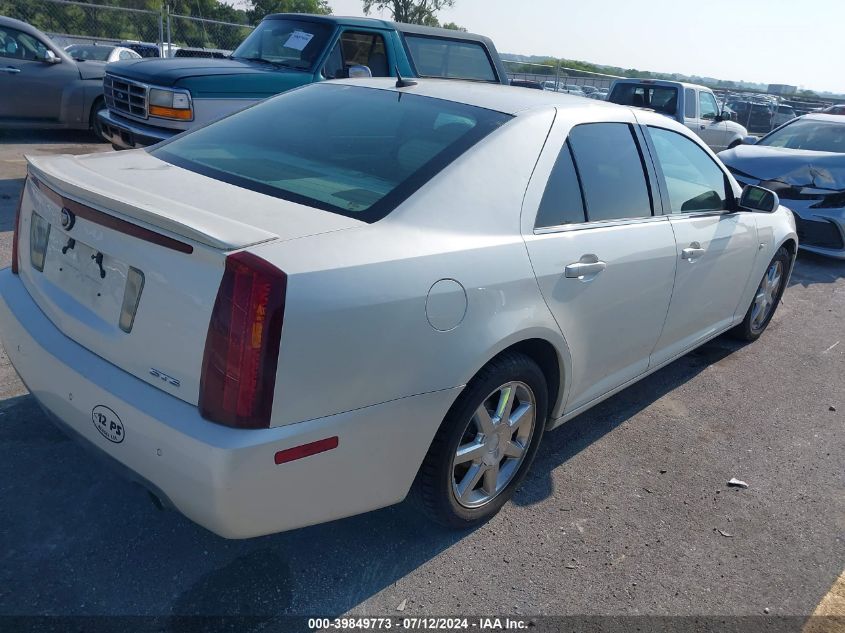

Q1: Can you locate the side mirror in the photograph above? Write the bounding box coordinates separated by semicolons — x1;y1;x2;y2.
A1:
743;136;759;145
714;112;725;122
739;185;779;213
347;64;372;79
39;49;60;64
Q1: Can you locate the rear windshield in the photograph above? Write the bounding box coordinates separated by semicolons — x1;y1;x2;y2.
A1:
757;118;845;153
231;18;332;70
609;83;679;116
66;45;112;61
404;35;497;82
151;84;511;222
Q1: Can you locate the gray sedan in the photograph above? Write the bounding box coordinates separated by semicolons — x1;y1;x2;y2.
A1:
0;16;106;135
719;114;845;258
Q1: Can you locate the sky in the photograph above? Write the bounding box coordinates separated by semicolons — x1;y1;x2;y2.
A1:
318;0;845;95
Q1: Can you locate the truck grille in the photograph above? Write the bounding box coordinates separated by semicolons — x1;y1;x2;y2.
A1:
104;74;148;119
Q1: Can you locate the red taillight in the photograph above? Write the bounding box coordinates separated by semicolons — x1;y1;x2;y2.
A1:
11;179;25;274
274;437;339;465
199;251;287;429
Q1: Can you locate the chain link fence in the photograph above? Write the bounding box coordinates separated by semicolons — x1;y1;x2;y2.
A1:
0;0;253;56
167;12;253;55
502;59;621;92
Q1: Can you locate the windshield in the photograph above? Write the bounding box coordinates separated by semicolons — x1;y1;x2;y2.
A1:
610;84;678;116
231;18;332;70
151;84;511;222
758;118;845;153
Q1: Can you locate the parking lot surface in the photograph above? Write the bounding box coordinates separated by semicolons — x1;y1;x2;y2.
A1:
0;133;842;626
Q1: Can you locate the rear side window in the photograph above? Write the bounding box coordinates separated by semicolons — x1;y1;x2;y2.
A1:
152;84;511;223
609;83;679;116
567;123;653;222
535;142;586;228
404;35;497;82
647;127;728;213
684;88;696;118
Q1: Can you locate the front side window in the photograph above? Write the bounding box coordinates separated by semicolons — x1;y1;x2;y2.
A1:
534;142;586;228
648;127;728;213
231;18;332;70
567;123;653;222
403;35;496;82
0;26;48;61
757;118;845;153
699;91;719;120
323;31;388;78
152;84;511;222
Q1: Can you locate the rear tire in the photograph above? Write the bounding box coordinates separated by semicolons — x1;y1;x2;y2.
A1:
728;139;742;149
731;246;790;341
414;352;548;529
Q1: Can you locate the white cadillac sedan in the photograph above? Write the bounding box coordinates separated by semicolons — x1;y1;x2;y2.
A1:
1;79;796;538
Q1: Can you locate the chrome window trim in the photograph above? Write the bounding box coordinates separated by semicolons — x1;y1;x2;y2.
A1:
666;209;740;219
533;214;668;235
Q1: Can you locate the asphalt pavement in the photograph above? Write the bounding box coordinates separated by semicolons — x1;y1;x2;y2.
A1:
0;131;842;630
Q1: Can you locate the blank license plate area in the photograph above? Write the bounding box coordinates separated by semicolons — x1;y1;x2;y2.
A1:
42;225;131;328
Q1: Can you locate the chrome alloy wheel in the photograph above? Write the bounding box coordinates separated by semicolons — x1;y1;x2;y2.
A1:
750;259;784;330
451;381;536;509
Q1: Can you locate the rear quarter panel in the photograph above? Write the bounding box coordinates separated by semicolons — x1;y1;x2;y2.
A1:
251;109;568;427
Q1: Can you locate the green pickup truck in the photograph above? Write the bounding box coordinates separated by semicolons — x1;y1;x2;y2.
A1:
97;13;509;149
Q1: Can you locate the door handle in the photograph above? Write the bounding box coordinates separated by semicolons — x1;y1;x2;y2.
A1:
2;66;21;74
565;257;607;279
699;125;706;130
681;247;706;260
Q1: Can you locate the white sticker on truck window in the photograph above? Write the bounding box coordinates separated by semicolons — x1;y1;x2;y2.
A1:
284;31;314;51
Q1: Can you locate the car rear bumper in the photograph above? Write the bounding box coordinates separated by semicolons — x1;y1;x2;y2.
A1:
97;110;179;149
0;270;457;538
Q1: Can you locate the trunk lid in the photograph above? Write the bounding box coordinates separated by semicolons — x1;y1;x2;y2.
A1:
19;152;362;406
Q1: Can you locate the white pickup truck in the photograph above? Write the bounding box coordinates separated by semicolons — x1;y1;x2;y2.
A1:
608;78;749;152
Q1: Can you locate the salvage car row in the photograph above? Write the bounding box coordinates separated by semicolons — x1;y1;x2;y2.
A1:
4;12;842;260
0;8;840;538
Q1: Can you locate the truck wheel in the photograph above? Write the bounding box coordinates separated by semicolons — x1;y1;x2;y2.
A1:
89;98;107;143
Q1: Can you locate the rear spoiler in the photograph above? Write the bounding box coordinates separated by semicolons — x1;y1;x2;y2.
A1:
26;154;278;251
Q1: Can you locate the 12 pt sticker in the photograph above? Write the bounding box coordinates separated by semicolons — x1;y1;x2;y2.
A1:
92;405;125;443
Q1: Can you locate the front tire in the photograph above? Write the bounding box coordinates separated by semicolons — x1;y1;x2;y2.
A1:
89;98;107;143
731;246;790;341
414;352;548;529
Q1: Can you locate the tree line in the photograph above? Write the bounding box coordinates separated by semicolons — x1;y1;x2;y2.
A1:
0;0;463;51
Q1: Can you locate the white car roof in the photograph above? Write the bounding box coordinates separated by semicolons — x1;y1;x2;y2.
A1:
798;113;845;124
332;78;617;116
